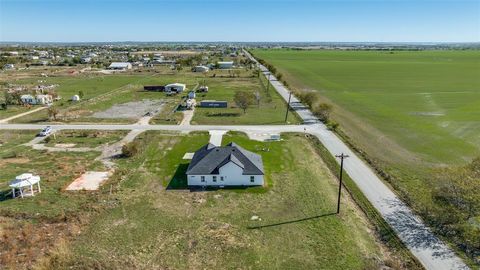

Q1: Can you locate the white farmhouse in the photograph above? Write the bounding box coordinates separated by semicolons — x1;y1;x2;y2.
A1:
186;142;264;187
108;62;132;70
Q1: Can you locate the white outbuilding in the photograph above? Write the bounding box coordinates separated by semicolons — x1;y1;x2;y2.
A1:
71;95;80;102
9;173;42;198
193;65;209;72
217;61;234;69
108;62;132;70
165;83;186;93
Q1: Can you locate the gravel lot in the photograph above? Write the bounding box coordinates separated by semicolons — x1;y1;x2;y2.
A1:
92;100;165;119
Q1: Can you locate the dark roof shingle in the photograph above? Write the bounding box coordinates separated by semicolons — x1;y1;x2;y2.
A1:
186;142;264;175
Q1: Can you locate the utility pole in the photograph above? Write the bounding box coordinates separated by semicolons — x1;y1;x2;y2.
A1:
266;72;271;93
284;91;292;122
335;153;349;214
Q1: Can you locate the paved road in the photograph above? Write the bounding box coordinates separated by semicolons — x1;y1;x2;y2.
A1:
244;49;469;270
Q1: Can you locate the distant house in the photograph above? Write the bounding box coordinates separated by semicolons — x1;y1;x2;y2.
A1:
81;57;92;64
3;64;15;70
108;62;132;70
188;91;196;99
20;94;35;104
200;100;227;108
193;65;209;72
186;142;264;186
71;95;80;102
20;94;52;105
165;83;186;93
217;61;234;69
35;94;53;105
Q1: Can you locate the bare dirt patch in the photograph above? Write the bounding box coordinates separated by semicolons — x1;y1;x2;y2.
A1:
0;157;30;167
92;100;165;119
66;171;111;191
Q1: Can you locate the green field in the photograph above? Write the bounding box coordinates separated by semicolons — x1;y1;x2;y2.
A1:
0;130;397;269
251;49;480;264
252;49;480;164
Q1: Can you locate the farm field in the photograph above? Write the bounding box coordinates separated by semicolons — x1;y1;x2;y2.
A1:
252;49;480;165
251;49;480;264
43;132;392;269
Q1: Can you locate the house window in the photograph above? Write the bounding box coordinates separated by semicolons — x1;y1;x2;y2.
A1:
250;176;255;182
220;176;224;181
213;176;217;182
201;176;205;182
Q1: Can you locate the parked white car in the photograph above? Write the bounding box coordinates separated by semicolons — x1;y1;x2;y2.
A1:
38;126;52;137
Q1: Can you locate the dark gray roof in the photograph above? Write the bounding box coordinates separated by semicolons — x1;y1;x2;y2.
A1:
186;142;264;175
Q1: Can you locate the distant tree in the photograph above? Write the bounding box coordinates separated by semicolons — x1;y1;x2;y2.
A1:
78;90;84;99
234;91;255;114
47;106;59;121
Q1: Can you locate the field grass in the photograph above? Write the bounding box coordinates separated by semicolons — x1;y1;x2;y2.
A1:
45;131;391;269
3;69;300;125
0;105;32;119
191;75;301;125
0;130;37;152
44;130;128;148
252;49;480;164
0;129;108;267
251;49;480;264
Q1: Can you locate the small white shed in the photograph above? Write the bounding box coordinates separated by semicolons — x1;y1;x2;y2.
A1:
71;95;80;102
165;83;186;93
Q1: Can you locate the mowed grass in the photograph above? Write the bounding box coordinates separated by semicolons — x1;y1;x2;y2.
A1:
60;132;386;269
191;75;301;125
252;49;480;164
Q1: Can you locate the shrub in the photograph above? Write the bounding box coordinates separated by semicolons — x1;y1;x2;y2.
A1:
312;102;333;122
122;142;139;157
326;121;340;131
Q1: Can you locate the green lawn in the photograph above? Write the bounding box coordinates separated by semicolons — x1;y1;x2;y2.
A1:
46;131;389;269
251;49;480;265
192;75;301;125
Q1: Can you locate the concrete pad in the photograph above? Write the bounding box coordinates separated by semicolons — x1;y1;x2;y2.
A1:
209;130;227;146
183;152;194;159
66;171;110;191
54;143;76;148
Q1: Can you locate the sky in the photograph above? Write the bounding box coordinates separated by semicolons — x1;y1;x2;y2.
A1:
0;0;479;43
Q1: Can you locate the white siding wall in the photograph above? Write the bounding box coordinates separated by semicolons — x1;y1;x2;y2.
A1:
187;161;264;186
